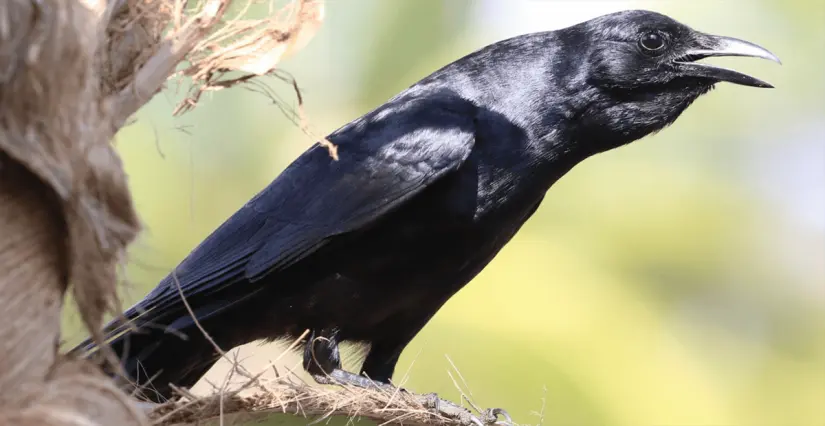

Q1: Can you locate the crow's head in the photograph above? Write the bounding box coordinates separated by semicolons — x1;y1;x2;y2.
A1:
557;10;780;147
582;10;780;90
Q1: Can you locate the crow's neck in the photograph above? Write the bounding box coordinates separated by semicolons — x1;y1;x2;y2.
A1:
448;39;604;186
415;34;646;190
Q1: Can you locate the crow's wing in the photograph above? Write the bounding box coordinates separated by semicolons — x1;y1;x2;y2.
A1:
130;91;479;323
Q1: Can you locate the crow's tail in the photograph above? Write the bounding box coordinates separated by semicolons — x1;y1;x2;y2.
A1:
68;303;224;404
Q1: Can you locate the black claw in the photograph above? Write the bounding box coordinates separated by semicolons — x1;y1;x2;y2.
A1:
478;407;513;426
311;373;336;385
489;407;513;424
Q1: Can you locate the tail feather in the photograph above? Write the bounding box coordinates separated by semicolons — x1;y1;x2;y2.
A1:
69;303;223;403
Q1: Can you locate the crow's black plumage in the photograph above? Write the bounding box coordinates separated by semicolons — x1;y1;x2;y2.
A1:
72;9;779;404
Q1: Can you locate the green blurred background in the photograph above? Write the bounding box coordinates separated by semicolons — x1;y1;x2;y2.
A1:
63;0;825;425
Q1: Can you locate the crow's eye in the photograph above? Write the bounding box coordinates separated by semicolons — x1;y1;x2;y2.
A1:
639;31;667;53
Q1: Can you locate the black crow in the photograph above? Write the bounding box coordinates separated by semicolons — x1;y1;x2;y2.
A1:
72;9;779;418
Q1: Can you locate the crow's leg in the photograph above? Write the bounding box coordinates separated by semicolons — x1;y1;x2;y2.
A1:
358;326;513;426
303;327;343;383
317;368;495;426
303;326;512;425
302;328;394;388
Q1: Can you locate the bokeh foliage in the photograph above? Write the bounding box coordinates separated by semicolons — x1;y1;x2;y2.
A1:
63;0;824;425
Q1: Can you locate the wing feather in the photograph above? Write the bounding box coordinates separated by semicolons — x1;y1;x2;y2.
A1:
127;90;478;328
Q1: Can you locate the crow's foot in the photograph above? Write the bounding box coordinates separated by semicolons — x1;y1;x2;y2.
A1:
481;407;514;425
313;369;511;425
418;391;512;425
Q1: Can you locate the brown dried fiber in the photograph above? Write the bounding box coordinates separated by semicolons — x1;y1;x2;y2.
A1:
0;0;323;424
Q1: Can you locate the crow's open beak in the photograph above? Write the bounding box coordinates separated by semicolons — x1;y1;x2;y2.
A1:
674;34;781;88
